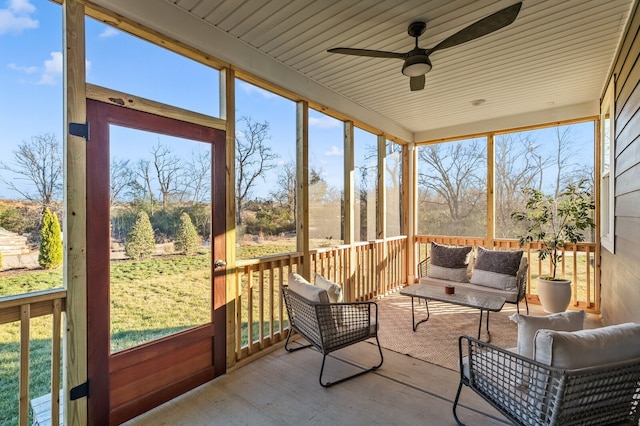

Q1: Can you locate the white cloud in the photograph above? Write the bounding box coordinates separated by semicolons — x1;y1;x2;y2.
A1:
324;145;343;157
9;0;34;13
99;27;119;38
238;81;278;99
37;51;62;85
0;0;38;35
309;115;340;129
9;54;89;84
8;62;37;73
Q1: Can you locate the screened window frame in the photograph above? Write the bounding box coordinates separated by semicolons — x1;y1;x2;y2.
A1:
600;77;615;253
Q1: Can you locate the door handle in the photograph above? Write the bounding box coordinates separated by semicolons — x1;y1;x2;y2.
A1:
214;259;227;268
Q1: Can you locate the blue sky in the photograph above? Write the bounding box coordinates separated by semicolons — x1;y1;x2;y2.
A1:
0;0;592;201
0;0;360;200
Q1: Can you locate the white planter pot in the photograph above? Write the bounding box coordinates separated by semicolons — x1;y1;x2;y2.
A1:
537;277;571;313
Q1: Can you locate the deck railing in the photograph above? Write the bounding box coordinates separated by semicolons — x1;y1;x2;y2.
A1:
0;288;66;426
234;236;407;361
414;236;599;313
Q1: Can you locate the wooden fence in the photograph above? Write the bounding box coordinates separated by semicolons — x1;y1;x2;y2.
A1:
0;289;66;426
234;236;407;361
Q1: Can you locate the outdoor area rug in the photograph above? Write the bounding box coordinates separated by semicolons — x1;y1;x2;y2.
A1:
372;291;519;371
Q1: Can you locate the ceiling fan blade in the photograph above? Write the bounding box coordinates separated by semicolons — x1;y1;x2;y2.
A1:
426;2;522;55
410;75;425;91
327;47;406;59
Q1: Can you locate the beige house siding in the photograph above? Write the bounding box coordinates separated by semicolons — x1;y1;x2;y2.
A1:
601;0;640;324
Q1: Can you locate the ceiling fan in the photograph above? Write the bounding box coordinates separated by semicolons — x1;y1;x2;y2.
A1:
327;2;522;92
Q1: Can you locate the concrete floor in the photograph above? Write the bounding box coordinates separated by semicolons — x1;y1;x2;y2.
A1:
123;340;511;426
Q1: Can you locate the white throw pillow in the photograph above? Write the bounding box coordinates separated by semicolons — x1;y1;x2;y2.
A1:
288;272;329;304
314;273;343;303
470;269;517;290
427;264;469;283
533;322;640;369
509;310;585;359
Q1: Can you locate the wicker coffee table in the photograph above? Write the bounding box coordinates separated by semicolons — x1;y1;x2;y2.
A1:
399;284;506;342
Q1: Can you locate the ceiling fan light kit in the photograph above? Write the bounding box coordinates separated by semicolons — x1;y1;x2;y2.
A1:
402;55;432;77
327;2;522;91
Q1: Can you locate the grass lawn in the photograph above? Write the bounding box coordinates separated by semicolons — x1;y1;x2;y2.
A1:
528;252;596;303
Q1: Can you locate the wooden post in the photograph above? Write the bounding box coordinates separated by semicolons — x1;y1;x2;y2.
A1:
406;143;417;284
377;135;387;240
63;0;88;424
593;119;601;312
344;121;355;301
377;135;387;291
51;298;62;426
19;304;30;426
220;68;236;369
486;134;495;249
296;101;310;280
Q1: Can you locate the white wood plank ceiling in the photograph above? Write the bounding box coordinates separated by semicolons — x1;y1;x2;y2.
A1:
97;0;634;142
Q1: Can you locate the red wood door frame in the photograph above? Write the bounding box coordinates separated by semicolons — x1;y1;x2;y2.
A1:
86;99;226;425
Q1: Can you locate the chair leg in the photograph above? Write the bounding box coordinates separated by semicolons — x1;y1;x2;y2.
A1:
284;328;312;353
452;380;466;426
319;335;384;388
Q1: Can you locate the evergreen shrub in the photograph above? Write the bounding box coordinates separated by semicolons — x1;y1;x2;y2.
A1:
125;211;156;260
174;212;200;255
39;207;63;269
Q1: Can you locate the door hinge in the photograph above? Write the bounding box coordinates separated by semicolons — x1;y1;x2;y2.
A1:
70;381;89;400
69;122;90;140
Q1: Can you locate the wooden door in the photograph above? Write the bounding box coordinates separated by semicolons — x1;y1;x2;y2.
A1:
86;99;226;425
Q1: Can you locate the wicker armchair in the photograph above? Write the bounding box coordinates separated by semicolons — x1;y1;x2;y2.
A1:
453;335;640;426
281;285;383;387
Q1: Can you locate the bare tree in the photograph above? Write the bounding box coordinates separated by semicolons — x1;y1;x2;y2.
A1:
133;158;155;208
494;133;546;237
550;126;592;197
308;166;342;240
356;164;373;240
110;158;135;205
270;159;296;215
235;116;279;225
355;144;377;240
553;126;577;197
385;141;402;189
0;133;62;209
417;140;485;234
385;141;403;236
185;147;211;204
151;142;183;208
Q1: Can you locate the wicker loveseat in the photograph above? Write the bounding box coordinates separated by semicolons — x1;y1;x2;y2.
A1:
281;273;383;387
419;243;529;314
453;323;640;425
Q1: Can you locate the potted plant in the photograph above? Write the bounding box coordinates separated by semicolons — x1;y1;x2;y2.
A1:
511;180;595;313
